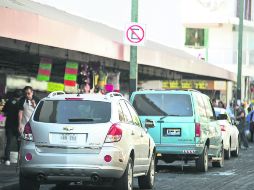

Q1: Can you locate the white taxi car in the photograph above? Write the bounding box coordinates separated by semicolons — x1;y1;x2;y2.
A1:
214;107;240;159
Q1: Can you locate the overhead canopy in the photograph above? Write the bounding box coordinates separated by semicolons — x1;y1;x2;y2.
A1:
0;0;236;81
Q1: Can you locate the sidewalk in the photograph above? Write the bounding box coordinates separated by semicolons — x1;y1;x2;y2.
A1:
0;162;19;189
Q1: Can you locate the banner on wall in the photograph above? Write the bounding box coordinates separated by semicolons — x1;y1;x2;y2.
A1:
37;57;52;81
47;82;64;92
64;61;78;87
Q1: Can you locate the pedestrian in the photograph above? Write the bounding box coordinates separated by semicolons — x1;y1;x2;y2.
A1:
18;86;39;134
2;89;22;165
218;101;225;109
235;103;249;149
226;102;235;120
212;98;217;107
246;106;254;142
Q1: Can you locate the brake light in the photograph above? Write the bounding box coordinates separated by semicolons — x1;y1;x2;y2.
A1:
105;123;122;143
23;122;33;141
195;123;201;137
220;125;226;131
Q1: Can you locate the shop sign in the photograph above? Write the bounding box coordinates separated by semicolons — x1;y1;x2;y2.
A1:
47;82;64;92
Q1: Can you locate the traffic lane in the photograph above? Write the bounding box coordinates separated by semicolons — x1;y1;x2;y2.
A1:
4;144;254;190
156;145;254;190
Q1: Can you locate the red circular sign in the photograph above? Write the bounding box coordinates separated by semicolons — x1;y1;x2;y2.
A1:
126;25;145;43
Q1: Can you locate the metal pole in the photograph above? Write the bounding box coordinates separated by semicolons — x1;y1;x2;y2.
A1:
237;0;244;102
129;0;138;96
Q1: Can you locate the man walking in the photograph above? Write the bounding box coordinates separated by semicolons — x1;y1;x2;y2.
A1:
3;90;22;165
246;106;254;142
235;103;249;149
18;86;39;134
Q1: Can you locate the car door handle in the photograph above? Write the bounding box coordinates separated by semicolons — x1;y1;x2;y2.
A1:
131;131;135;135
140;133;144;137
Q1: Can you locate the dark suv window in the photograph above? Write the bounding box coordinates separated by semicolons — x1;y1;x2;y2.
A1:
34;100;111;124
133;94;193;116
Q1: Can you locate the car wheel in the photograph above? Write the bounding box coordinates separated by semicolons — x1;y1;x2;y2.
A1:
138;152;155;189
115;157;133;190
212;143;224;168
232;137;240;157
224;142;231;160
19;173;40;190
196;145;208;172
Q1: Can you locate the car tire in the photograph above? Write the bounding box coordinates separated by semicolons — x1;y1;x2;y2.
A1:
114;157;133;190
138;153;155;189
196;145;208;172
232;137;240;157
224;142;231;160
212;143;224;168
19;173;40;190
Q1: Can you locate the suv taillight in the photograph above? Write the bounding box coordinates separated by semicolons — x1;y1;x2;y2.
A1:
23;122;33;141
195;123;201;137
105;123;122;143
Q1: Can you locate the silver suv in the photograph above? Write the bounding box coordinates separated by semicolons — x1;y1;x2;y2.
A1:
19;91;156;190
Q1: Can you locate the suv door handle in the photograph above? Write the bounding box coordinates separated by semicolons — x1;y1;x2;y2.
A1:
140;133;144;138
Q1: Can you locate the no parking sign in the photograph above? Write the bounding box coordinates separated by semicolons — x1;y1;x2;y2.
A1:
124;23;146;46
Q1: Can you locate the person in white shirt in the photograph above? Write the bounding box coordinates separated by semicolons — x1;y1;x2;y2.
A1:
18;86;39;134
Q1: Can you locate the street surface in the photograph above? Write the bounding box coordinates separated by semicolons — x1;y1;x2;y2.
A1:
3;143;254;190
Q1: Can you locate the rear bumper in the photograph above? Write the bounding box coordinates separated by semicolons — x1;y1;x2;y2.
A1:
155;143;204;156
19;142;127;181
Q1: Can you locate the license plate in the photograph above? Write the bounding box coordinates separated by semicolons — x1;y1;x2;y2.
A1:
164;128;181;136
50;133;87;145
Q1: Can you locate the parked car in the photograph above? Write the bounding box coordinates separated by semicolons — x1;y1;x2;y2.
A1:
130;89;224;172
19;91;156;190
214;107;240;159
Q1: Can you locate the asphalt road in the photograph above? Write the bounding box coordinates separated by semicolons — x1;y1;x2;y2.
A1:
3;143;254;190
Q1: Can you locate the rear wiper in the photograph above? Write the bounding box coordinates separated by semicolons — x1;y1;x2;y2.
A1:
167;114;180;116
160;114;180;120
68;118;94;122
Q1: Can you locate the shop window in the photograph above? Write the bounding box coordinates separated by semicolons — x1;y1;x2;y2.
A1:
185;28;205;47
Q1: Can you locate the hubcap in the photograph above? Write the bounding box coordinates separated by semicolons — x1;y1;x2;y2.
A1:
128;162;133;190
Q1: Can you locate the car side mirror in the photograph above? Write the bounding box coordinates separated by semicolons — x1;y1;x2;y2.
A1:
145;119;155;129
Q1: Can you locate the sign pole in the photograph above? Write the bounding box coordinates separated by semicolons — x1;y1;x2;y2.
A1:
237;0;244;102
129;0;138;96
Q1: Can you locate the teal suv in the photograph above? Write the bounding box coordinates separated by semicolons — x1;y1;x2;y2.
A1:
130;90;224;172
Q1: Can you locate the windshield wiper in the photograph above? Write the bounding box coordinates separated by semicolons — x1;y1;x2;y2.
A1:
160;114;180;120
68;118;94;122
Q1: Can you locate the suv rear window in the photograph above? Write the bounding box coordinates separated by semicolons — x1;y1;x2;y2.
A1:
133;94;193;116
34;100;111;124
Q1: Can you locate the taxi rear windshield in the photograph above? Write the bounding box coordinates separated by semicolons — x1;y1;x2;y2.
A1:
34;100;111;124
133;94;193;116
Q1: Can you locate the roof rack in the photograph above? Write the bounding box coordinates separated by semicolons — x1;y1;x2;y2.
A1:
106;92;123;98
47;91;65;98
